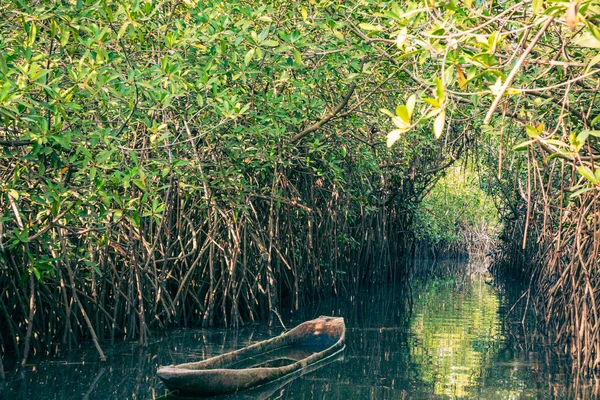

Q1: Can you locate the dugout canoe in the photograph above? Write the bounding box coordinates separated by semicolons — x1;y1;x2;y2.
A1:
157;316;345;397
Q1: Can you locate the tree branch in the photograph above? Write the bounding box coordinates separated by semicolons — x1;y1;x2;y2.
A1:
290;81;357;143
0;139;34;147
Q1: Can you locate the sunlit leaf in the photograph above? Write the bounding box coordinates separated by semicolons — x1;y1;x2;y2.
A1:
359;23;382;32
526;125;539;138
407;94;416;118
387;129;405;147
396;105;410;123
489;78;503;95
396;27;407;49
392;116;410;129
301;6;308;22
380;108;395;118
433;109;445;139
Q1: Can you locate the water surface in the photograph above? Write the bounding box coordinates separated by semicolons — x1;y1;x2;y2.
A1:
1;261;596;399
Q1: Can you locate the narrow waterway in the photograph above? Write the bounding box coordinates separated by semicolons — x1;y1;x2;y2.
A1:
1;261;596;399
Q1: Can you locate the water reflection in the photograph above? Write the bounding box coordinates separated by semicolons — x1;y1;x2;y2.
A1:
409;272;502;398
2;260;599;399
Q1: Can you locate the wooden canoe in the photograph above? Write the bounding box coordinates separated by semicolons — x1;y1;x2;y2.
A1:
157;316;345;397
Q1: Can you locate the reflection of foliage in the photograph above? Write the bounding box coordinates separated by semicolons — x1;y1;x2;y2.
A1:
414;167;500;257
410;274;502;398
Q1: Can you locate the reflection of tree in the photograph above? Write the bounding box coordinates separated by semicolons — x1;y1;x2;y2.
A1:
410;272;503;398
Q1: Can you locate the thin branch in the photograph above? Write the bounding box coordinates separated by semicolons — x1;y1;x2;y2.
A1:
290;81;357;143
484;16;555;124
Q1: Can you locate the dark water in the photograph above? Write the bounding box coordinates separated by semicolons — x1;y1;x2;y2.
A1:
1;261;598;399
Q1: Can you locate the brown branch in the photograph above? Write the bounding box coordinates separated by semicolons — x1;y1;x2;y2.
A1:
0;139;34;147
290;81;357;143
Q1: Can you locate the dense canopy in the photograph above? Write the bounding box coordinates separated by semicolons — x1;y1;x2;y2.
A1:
1;0;600;374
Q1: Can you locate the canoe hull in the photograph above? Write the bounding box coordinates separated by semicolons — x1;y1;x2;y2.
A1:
157;316;345;397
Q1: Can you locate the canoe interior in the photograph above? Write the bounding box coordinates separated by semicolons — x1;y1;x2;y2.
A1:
226;343;333;369
169;316;344;371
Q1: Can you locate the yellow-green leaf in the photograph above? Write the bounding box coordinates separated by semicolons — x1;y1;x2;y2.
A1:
526;125;539;138
396;105;410;123
578;165;598;184
585;52;600;73
244;48;255;66
294;49;302;65
359;23;381;32
380;108;395;118
8;189;19;200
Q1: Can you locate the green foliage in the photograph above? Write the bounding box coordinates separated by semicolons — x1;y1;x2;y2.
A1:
357;0;600;198
0;0;467;358
415;166;500;255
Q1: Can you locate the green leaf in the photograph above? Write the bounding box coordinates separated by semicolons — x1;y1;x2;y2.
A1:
0;55;7;76
60;27;70;46
423;97;440;107
585;52;600;73
582;129;600;137
577;165;598;184
8;189;19;200
32;267;41;281
293;49;302;65
133;178;146;191
396;105;410;123
0;81;11;102
577;129;590;145
27;22;37;46
513;139;536;151
380;108;395;118
526;125;539;138
570;187;595;198
359;23;381;32
434;77;445;103
532;0;542;14
244;48;255;66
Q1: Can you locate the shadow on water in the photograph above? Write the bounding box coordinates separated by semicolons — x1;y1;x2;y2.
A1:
2;259;599;399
